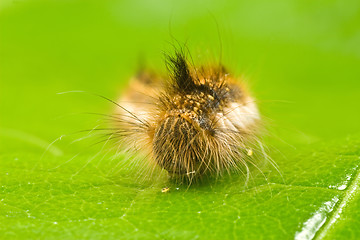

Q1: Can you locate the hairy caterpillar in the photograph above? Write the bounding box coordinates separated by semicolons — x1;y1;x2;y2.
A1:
113;48;263;182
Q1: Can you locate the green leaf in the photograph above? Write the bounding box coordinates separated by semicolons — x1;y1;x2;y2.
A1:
1;0;360;239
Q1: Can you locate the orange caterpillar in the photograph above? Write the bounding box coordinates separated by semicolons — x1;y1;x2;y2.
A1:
116;49;261;182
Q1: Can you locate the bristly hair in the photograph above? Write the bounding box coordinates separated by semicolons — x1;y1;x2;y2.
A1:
50;45;283;187
110;47;272;184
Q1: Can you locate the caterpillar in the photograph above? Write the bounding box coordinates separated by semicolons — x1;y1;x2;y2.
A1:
114;48;262;182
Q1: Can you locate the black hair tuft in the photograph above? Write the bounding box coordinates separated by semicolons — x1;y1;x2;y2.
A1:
165;49;197;93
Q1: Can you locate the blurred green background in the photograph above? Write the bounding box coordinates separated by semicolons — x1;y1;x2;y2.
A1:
1;0;360;239
1;0;360;147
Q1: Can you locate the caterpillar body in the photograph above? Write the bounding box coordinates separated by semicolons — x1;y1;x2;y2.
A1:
116;50;261;182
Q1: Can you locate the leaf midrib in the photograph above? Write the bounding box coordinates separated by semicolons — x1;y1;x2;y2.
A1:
315;164;360;239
